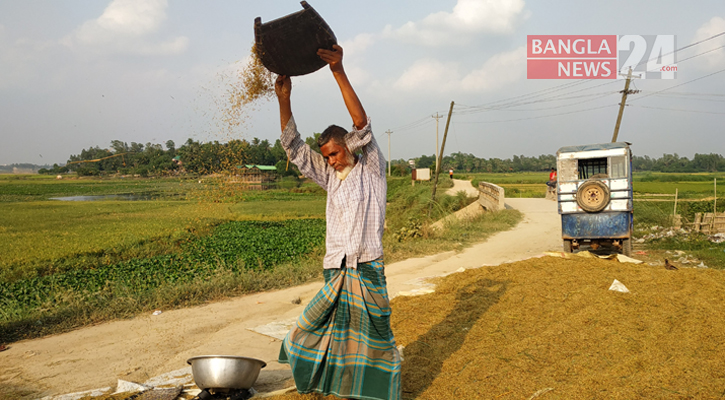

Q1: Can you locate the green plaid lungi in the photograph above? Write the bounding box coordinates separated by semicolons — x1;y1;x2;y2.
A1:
279;258;401;400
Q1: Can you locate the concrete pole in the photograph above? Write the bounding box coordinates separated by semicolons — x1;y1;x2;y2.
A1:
612;67;633;143
432;112;443;171
386;130;392;176
429;101;455;217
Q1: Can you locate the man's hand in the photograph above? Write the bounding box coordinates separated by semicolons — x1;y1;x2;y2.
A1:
317;44;366;129
276;75;292;131
275;74;291;101
317;44;344;73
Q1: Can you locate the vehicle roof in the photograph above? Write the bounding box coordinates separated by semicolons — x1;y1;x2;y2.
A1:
557;142;630;154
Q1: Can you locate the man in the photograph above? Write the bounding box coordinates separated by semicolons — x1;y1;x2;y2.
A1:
546;167;557;188
275;44;401;400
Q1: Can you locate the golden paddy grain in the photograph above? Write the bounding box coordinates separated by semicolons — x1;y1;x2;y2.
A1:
268;255;725;399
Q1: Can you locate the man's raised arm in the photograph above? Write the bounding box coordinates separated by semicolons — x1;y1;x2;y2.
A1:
317;45;367;130
275;75;293;132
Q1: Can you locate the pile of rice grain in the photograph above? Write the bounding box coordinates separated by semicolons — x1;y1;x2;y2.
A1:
267;255;725;399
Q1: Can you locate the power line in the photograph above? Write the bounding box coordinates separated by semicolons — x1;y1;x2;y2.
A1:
626;31;725;72
631;104;725;115
651;93;725;103
629;66;725;103
455;104;616;124
675;44;725;65
391;115;434;133
454;90;618;114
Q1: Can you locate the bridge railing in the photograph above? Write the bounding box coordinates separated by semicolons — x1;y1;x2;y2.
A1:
477;182;505;211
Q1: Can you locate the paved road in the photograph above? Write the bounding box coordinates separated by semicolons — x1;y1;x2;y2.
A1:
1;197;561;399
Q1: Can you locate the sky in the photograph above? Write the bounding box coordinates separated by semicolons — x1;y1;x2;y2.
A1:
1;0;724;166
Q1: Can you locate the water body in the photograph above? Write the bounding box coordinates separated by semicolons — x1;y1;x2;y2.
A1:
50;193;171;201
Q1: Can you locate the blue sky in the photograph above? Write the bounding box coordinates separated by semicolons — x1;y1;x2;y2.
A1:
1;0;724;165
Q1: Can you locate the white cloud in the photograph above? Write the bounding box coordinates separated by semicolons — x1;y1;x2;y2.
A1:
384;0;526;47
392;47;524;94
61;0;188;56
692;16;725;69
393;59;462;92
341;33;376;56
461;46;525;91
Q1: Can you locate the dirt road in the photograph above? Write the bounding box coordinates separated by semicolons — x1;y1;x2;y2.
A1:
446;178;481;197
1;194;561;398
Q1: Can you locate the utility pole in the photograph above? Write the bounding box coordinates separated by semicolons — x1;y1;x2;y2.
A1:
386;130;393;176
429;101;454;217
611;67;640;143
432;112;443;171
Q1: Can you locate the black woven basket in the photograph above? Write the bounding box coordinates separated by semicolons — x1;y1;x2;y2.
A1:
254;1;337;76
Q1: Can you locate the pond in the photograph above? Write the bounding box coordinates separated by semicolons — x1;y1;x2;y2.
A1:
50;193;176;201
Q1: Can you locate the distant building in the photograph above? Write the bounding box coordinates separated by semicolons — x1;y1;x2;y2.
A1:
233;165;277;189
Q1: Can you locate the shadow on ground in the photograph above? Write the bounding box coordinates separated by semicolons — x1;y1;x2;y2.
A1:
399;278;508;399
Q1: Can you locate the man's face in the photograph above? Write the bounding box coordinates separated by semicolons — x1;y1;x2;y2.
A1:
320;140;354;172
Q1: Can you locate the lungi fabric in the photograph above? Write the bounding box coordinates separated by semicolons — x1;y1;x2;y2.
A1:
279;258;401;400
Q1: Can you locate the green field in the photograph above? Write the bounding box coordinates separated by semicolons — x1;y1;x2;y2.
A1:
0;174;521;343
462;171;725;200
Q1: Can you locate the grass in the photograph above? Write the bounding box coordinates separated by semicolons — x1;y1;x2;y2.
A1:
646;236;725;270
463;173;549;198
230;199;325;219
466;172;549;186
0;201;230;282
384;208;522;265
635;171;725;182
629;173;725;270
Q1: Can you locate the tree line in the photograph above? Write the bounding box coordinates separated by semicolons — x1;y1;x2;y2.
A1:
391;152;725;175
39;138;297;177
37;137;725;177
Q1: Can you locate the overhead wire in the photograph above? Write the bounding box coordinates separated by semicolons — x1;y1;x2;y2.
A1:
391;30;725;130
631;105;725;115
628;66;725;103
455;104;616;124
623;31;725;73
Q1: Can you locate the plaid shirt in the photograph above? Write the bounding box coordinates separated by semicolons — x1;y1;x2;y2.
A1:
281;116;387;270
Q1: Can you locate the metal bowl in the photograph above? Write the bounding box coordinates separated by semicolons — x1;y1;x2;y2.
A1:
186;355;267;390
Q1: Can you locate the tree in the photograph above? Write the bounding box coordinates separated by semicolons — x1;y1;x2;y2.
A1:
416;154;436;169
305;133;322;154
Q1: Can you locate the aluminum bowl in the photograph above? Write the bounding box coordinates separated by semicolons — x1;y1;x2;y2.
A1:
186;355;267;390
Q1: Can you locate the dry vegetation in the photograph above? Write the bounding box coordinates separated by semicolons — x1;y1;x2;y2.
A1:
269;255;725;399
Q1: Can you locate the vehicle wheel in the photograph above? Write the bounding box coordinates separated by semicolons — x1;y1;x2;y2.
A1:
563;239;572;253
576;180;610;212
622;238;632;257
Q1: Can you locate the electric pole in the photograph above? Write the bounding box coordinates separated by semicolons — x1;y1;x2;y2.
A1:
429;101;454;216
611;67;640;143
432;112;443;171
386;130;393;176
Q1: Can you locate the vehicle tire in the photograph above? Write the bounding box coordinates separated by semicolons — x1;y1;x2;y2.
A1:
622;238;632;257
576;180;610;212
563;239;572;253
